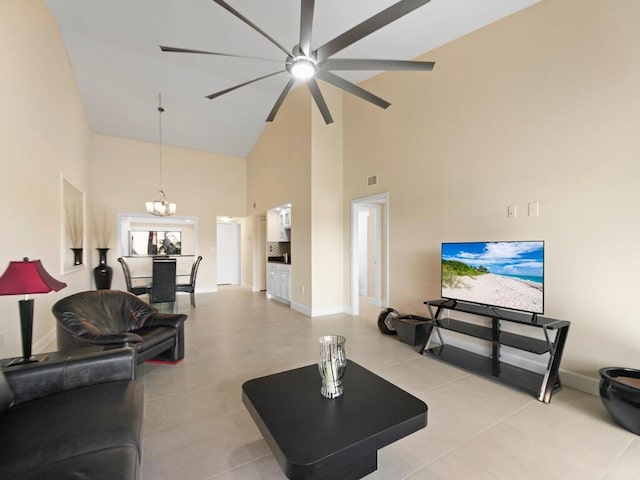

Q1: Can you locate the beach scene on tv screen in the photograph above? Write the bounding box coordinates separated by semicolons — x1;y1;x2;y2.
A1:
441;241;544;314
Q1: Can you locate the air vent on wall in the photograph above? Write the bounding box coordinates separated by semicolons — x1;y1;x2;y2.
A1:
367;174;378;187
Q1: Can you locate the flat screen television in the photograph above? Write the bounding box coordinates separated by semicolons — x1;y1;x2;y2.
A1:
441;241;544;315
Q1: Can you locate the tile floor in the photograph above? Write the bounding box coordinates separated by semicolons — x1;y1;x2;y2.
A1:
139;287;639;479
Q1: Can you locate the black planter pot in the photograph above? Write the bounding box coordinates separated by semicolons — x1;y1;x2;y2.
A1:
599;367;640;435
93;248;113;290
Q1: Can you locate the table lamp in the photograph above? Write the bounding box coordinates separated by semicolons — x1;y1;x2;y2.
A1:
0;257;67;366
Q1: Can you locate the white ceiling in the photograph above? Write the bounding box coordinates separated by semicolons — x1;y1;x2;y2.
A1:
44;0;540;158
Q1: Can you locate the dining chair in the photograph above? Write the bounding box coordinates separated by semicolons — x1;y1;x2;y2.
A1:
117;257;148;297
176;256;203;307
150;258;177;311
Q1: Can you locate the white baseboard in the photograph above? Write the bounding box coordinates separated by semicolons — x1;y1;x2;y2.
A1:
196;286;218;293
370;296;386;307
561;370;600;396
291;301;311;316
311;305;345;317
239;282;265;292
290;302;346;317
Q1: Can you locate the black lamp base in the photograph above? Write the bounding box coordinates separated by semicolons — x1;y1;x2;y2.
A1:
3;298;40;368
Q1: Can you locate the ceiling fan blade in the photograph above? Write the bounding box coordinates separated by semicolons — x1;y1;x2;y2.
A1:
316;71;390;109
160;46;281;63
206;70;286;100
322;58;434;71
266;77;297;122
306;79;333;124
315;0;431;62
211;0;290;56
299;0;315;56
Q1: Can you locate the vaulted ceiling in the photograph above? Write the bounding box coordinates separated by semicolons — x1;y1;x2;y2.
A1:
44;0;540;158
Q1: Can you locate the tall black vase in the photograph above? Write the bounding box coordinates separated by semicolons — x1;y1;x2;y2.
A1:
94;248;113;290
71;248;83;266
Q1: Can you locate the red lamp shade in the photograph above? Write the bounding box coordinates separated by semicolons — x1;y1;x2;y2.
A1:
0;258;66;296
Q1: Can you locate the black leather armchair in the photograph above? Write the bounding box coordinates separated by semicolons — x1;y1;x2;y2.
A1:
0;347;143;480
53;290;187;363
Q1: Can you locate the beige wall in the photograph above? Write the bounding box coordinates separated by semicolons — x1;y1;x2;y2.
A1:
247;84;346;315
247;87;313;309
311;86;344;313
240;215;266;292
90;134;247;292
343;0;640;382
0;0;92;358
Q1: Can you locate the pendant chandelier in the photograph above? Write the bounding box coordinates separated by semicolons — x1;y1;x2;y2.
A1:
146;94;176;217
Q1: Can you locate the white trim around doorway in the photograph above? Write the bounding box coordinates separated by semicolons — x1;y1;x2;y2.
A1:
349;192;389;316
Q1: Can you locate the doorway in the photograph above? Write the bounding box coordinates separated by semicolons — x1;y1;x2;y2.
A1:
350;193;389;316
217;219;240;285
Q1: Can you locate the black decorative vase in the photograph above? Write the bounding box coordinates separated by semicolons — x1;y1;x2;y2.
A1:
93;248;113;290
71;248;83;266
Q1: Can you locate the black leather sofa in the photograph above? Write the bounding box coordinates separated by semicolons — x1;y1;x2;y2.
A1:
53;289;187;363
0;347;143;480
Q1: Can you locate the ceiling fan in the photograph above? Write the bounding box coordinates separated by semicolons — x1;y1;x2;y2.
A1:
161;0;435;124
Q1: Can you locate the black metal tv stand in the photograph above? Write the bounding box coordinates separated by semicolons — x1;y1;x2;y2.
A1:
420;299;570;403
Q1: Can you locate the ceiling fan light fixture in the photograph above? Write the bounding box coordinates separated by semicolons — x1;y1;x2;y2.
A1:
163;0;435;123
289;57;316;80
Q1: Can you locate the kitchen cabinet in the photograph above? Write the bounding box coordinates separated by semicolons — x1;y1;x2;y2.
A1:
267;262;291;304
267;210;279;242
267;207;291;242
278;208;291;242
280;208;291;228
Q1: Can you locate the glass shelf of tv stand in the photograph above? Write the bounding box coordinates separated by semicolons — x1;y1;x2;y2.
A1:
427;317;550;354
425;299;568;328
420;299;571;403
423;299;570;353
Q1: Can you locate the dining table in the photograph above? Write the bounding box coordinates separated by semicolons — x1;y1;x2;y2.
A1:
122;255;194;289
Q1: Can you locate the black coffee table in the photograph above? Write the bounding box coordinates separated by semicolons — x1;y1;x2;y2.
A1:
242;360;428;480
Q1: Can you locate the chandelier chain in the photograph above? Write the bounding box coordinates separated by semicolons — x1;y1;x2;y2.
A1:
145;92;176;216
158;93;164;193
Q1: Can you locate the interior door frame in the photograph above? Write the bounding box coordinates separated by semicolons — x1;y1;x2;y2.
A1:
350;192;389;316
357;209;368;296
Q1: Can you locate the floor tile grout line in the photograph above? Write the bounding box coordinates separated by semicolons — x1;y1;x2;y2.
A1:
400;396;536;477
140;288;637;480
599;435;636;479
203;457;265;480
